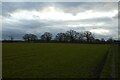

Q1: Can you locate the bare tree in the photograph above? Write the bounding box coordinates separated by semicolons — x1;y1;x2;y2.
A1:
66;30;77;42
77;32;84;41
40;32;52;42
23;34;38;41
21;30;97;43
84;31;94;42
55;33;66;42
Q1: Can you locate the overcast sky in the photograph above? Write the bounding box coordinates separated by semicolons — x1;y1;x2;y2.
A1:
1;2;118;40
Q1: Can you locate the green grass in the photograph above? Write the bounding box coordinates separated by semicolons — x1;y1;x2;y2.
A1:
3;43;109;78
115;45;120;78
100;44;120;78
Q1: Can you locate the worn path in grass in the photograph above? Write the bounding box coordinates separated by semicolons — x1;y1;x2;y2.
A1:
90;47;110;78
100;44;119;79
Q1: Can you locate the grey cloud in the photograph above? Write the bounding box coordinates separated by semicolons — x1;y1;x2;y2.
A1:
2;2;117;16
18;20;48;29
2;29;25;40
2;2;118;40
94;34;114;40
3;19;47;32
1;0;119;2
54;2;117;14
2;2;52;16
80;17;113;23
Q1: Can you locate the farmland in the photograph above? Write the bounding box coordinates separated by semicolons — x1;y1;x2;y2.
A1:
2;43;118;78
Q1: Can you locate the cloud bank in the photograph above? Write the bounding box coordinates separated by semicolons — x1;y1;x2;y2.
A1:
2;2;118;40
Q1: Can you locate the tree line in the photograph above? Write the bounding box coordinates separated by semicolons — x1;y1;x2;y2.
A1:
21;30;113;43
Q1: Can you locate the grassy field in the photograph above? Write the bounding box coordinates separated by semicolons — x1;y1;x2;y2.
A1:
2;43;110;78
100;44;120;78
115;45;120;78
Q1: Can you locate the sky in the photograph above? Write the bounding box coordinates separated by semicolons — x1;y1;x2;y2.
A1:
1;0;119;2
1;2;118;40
